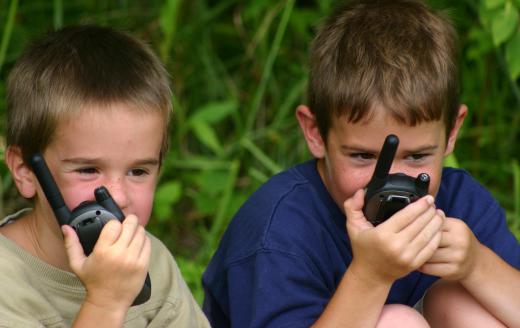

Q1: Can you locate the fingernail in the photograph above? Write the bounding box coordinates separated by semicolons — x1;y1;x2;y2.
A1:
426;195;434;205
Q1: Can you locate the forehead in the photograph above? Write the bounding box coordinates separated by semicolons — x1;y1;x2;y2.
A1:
49;103;165;159
329;109;447;150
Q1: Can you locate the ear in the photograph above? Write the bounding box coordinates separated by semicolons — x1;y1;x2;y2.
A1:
5;146;37;199
444;105;468;156
295;105;326;158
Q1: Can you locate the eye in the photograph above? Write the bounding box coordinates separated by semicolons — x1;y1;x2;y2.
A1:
128;168;149;177
351;153;376;160
76;167;98;175
406;153;430;162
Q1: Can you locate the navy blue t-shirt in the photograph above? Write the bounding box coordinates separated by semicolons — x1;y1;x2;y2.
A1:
202;160;520;328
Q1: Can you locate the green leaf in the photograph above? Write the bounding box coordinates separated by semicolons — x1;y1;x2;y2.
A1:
190;121;223;154
465;27;494;61
159;0;182;62
195;169;230;194
193;192;219;216
189;100;237;124
506;29;520;79
491;2;519;46
484;0;506;9
153;181;182;221
444;154;459;168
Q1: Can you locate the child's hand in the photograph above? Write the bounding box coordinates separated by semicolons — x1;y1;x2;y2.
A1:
62;215;151;311
419;217;479;281
344;189;444;284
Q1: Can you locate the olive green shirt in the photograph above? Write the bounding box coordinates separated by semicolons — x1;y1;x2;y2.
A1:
0;210;209;327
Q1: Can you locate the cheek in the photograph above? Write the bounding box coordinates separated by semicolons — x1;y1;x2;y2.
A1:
332;164;373;199
131;186;155;226
60;184;98;210
427;170;443;197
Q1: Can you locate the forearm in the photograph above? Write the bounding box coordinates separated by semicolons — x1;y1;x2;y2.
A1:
312;265;391;328
72;298;128;328
461;244;520;327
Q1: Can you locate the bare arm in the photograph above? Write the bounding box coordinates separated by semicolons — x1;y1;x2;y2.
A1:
312;190;444;327
312;265;392;328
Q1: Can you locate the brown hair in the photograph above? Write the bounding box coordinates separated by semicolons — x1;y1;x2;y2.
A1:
309;0;459;141
6;25;172;162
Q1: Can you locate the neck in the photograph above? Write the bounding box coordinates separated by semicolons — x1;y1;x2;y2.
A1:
0;209;71;271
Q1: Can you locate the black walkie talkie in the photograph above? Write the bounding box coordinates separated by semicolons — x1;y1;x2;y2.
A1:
29;153;151;306
363;135;430;226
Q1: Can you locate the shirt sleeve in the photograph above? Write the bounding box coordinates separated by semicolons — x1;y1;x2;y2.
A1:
471;201;520;269
439;169;520;269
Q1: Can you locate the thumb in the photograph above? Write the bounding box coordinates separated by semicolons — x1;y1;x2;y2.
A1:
344;189;372;230
62;225;86;271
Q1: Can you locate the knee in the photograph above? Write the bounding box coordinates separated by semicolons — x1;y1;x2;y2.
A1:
423;280;461;321
423;280;506;328
376;304;429;328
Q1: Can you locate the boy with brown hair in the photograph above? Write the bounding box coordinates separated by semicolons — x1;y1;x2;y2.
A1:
0;25;209;327
202;0;520;327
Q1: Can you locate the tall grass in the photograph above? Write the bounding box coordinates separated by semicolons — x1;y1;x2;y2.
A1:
0;0;519;303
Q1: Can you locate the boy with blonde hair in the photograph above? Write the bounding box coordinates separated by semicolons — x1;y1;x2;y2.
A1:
0;25;209;327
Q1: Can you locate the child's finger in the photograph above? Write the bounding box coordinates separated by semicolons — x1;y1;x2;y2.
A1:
94;219;122;250
127;225;147;258
401;207;444;243
422;247;452;263
344;189;372;229
117;215;140;247
412;228;443;268
62;225;86;271
388;195;435;232
408;209;444;251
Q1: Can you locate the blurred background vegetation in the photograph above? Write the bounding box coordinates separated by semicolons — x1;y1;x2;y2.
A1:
0;0;519;303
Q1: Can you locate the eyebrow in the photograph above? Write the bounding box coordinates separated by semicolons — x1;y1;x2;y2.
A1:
403;145;439;153
62;157;160;166
340;144;439;153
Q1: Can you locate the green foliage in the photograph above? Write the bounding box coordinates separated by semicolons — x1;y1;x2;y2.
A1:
0;0;519;305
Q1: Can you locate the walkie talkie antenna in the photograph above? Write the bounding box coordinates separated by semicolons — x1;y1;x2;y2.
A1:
373;134;399;180
29;153;71;226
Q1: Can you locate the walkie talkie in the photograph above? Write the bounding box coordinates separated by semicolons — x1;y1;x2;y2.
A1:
29;153;151;306
363;135;430;226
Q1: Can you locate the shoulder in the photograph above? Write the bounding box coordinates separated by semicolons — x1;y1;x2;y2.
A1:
147;233;189;290
438;167;520;267
0;235;75;325
211;160;338;262
437;167;498;216
439;167;487;192
203;160;350;288
201;160;347;327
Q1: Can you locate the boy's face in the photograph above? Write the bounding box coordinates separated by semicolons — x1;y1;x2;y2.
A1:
36;103;164;226
297;104;466;212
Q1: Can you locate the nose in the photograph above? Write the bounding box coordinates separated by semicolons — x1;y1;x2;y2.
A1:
388;162;403;174
104;177;129;212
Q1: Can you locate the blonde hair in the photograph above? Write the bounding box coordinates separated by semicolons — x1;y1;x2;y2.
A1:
7;25;172;162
